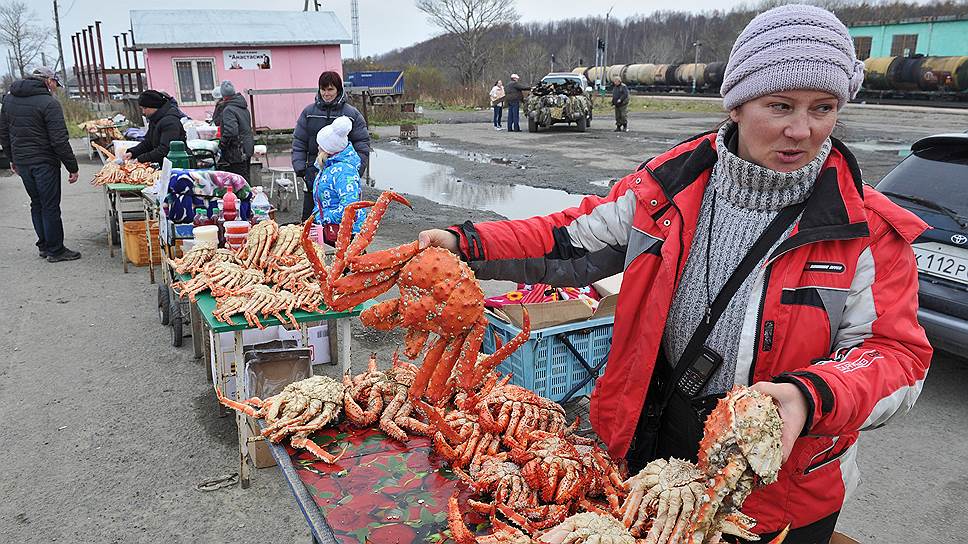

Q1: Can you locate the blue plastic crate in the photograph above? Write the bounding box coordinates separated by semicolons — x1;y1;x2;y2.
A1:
480;313;613;403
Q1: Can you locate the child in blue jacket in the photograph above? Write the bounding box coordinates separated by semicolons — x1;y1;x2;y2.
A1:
312;116;367;245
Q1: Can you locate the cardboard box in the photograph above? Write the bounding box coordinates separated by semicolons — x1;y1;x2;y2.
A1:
306;324;330;365
489;293;618;331
246;417;276;469
592;273;623;297
829;532;860;544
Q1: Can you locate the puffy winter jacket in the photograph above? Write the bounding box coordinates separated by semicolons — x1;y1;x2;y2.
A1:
447;131;932;534
291;91;370;186
0;78;78;172
127;99;187;164
504;81;531;104
312;144;367;233
611;83;629;106
218;94;254;164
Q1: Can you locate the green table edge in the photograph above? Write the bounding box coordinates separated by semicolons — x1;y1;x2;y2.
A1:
105;183;150;192
175;273;371;333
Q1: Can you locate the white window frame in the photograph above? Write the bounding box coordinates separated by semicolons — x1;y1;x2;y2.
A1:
172;57;218;106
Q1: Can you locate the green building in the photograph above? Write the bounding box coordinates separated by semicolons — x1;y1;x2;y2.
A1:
848;16;968;59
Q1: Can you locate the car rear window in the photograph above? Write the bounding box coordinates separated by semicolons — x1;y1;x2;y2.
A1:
877;144;968;214
542;77;581;86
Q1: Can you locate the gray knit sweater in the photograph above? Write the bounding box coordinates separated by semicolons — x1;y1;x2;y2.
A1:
661;122;831;395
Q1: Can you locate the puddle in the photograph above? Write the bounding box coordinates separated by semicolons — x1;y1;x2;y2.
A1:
368;148;584;220
847;139;911;155
590;179;617;188
392;139;522;167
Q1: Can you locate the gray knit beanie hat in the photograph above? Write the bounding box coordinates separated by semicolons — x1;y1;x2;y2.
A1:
219;80;236;97
721;4;865;111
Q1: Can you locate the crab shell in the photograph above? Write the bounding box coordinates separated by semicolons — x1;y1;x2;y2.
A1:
697;387;783;484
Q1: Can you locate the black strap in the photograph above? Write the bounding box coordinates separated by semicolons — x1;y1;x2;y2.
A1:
657;198;808;412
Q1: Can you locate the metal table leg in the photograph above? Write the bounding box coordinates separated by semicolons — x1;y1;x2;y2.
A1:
105;188;115;257
191;301;204;360
234;329;252;489
144;200;155;284
336;318;352;376
116;192;128;273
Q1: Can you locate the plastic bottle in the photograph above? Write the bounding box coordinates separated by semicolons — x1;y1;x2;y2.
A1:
214;205;225;247
192;206;211;228
222;186;239;221
250;186;271;223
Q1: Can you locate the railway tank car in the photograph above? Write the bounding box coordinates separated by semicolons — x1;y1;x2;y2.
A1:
576;57;966;102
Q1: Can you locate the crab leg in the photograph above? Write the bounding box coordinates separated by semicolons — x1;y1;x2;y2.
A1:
409;336;448;400
213;385;264;418
288;433;347;464
425;336;464;405
300;215;329;285
472;309;531;384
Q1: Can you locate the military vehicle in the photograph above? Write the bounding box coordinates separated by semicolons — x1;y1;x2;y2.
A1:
524;73;593;132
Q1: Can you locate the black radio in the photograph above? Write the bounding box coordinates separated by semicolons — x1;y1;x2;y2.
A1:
676;346;723;397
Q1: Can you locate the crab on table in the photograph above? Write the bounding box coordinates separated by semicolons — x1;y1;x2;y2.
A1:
511;430;590;506
214;375;347;463
415;399;504;474
620;457;706;543
298;191;531;405
343;352;431;442
461;374;571;448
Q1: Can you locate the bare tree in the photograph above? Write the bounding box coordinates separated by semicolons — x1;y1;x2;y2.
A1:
0;1;49;78
415;0;520;85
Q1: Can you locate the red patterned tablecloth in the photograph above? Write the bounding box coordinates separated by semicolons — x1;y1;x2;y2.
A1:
286;424;487;543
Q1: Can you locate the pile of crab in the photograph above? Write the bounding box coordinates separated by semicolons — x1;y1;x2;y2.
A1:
170;220;326;328
214;191;790;544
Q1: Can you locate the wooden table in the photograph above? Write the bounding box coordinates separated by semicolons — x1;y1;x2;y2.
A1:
183;277;369;488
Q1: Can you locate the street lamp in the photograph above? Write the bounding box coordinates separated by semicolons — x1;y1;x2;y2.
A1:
692;41;702;94
604;6;614;91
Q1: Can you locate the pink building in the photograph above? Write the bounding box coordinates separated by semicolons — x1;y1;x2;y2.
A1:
130;9;351;130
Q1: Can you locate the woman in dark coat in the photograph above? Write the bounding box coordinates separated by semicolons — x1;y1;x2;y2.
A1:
291;71;371;220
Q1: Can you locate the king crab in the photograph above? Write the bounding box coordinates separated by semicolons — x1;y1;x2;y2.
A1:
299;191;531;404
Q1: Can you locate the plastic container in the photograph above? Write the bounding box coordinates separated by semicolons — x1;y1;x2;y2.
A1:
222;187;239;221
250;186;271;223
224;220;251;235
193;225;219;245
480;313;614;402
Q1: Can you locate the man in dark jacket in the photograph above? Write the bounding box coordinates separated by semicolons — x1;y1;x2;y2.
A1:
504;73;531;132
0;67;81;262
123;90;187;164
214;81;254;182
292;70;370;220
611;75;630;132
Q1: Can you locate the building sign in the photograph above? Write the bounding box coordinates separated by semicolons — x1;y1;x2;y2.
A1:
223;49;272;70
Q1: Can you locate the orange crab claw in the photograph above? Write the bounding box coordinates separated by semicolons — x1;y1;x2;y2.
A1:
299;214;328;286
473;309;530;384
213;384;263;418
447;494;479;544
769;525;791;544
412;397;463;444
343;191;412;258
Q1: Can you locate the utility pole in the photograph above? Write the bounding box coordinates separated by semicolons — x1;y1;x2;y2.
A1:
692;41;702;94
351;0;361;59
603;5;614;89
53;0;69;89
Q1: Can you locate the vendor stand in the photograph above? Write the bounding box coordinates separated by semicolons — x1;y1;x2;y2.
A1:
183;275;369;488
104;182;150;273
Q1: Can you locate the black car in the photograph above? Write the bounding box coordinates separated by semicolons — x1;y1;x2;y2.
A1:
876;133;968;354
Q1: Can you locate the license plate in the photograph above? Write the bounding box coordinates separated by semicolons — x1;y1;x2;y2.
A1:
550;107;563;119
913;242;968;285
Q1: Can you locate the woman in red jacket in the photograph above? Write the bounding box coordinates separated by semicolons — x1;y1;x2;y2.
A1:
419;5;931;543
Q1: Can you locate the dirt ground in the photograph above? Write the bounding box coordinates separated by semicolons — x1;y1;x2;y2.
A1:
1;103;967;543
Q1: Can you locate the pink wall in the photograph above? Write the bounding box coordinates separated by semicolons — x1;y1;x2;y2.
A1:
144;44;343;130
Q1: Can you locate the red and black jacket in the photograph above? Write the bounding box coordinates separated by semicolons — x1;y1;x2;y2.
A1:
449;131;932;533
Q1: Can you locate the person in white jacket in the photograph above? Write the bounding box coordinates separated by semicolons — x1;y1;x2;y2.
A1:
489;80;505;130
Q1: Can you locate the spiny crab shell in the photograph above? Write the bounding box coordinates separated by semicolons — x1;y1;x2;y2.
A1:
697;386;783;485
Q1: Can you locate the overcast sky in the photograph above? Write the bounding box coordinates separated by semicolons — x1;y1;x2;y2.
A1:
29;0;874;70
29;0;771;71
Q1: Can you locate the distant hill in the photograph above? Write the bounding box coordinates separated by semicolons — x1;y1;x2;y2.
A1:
363;0;968;86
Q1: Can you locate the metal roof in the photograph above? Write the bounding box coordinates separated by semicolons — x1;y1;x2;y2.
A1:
130;10;352;49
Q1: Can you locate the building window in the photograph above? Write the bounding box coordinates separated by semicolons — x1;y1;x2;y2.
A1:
853;36;872;61
890;34;918;57
173;58;217;105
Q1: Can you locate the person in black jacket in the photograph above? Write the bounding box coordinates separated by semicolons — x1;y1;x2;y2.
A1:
292;71;370;221
0;67;81;262
123;90;187;164
214;81;254;182
611;75;630;132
